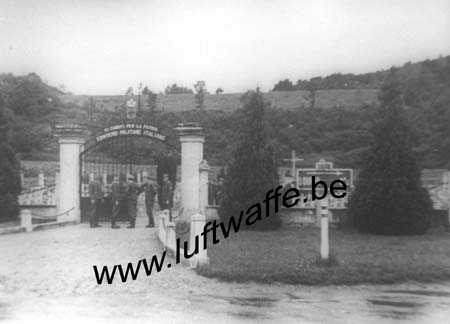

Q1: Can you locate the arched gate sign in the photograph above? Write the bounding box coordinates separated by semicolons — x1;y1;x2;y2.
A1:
94;123;166;143
79;123;177;222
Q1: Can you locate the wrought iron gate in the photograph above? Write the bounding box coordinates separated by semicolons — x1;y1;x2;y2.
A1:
79;123;178;222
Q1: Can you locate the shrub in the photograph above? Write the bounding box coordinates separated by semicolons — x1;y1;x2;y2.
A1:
0;94;21;222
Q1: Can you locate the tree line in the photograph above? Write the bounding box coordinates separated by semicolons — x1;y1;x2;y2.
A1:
1;55;449;170
273;55;450;91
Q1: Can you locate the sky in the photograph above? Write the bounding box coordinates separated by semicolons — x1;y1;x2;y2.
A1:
0;0;449;95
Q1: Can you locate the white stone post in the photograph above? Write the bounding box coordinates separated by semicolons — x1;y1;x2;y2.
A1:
320;198;329;260
137;172;142;185
315;199;321;226
175;123;205;218
54;125;88;222
20;172;24;189
20;209;32;232
38;172;45;188
55;171;61;209
199;160;210;216
190;213;209;267
447;171;450;230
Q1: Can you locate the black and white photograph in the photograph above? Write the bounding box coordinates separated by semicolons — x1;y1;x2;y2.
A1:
0;1;450;323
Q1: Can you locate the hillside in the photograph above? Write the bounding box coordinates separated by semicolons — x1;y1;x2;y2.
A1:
274;55;450;91
1;54;449;168
60;55;450;112
59;88;379;112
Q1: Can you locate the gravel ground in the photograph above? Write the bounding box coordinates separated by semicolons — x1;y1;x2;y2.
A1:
0;223;190;297
0;209;233;323
1;213;450;324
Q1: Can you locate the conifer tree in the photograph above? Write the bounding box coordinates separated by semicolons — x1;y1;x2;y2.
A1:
348;82;432;234
219;90;281;230
0;93;21;222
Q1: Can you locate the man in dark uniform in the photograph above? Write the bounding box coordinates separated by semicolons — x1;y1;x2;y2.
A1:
111;174;128;229
208;178;217;205
160;173;173;220
127;174;142;228
141;176;159;228
160;173;173;210
88;175;103;228
215;177;225;206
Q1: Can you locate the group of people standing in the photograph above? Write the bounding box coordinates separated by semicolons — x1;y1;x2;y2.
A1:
88;173;173;229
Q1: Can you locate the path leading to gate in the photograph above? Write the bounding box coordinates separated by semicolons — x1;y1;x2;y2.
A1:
1;218;450;324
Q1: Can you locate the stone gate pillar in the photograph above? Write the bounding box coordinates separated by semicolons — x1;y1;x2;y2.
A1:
199;160;210;216
55;170;60;210
175;123;205;218
54;124;88;222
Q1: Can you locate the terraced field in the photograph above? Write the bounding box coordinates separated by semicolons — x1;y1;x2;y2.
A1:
60;89;379;113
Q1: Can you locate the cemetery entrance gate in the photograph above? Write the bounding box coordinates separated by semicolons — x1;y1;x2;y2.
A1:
79;123;177;222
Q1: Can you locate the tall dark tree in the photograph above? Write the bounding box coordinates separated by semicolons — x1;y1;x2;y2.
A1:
145;89;158;117
194;81;206;110
272;79;295;91
142;86;151;95
219;90;281;230
0;93;21;222
306;83;317;109
164;83;193;95
1;73;61;155
348;82;432;234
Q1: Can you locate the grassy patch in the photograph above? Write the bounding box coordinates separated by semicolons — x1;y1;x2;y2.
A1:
198;227;450;285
